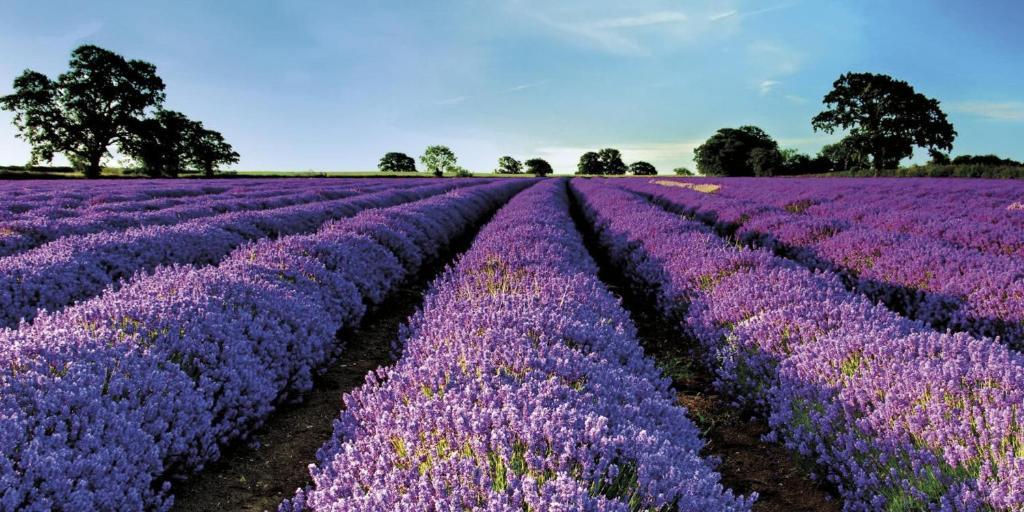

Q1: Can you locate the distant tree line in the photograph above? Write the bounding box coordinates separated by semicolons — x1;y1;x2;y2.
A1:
574;148;660;176
693;71;1020;177
377;147;553;177
1;45;238;178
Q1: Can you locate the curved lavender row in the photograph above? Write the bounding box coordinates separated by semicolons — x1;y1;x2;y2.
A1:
283;180;753;512
0;181;478;329
572;179;1024;511
620;179;1024;350
60;182;303;215
0;180;528;511
0;180;409;257
692;177;1024;244
0;181;233;215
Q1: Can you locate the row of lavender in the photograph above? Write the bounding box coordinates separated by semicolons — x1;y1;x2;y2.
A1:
694;177;1024;257
0;179;424;257
573;179;1024;510
1;180;284;220
621;179;1024;350
0;180;235;213
0;181;478;329
0;180;528;511
283;180;753;511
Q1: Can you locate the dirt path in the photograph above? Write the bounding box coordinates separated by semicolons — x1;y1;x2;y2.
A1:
568;189;841;512
170;227;483;512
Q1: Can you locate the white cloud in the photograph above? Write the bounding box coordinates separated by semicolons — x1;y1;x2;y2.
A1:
436;80;548;107
587;11;688;29
759;79;781;95
709;10;738;21
949;101;1024;121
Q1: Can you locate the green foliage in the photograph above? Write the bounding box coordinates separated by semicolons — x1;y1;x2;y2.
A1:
812;72;956;171
495;155;522;174
451;165;473;177
122;110;237;178
672;166;694;176
0;45;166;178
524;157;553;177
951;154;1022;166
628;161;657;175
597;148;627;175
188;127;238;178
420;145;457;177
693;125;783;177
123;110;195;177
576;148;628;175
378;152;417;172
577;151;603;175
927;149;950;165
777;148;831;175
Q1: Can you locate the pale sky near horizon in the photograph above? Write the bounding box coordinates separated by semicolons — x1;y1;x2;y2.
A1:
1;0;1022;174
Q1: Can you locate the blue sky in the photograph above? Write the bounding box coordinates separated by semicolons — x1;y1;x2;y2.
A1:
1;0;1022;173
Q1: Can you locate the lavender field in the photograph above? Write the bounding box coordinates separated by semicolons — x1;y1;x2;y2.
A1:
1;177;1023;511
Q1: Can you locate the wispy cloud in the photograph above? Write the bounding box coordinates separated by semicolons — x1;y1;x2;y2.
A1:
710;3;797;22
759;79;781;95
709;10;737;21
949;101;1024;121
436;96;468;106
530;8;691;56
435;81;548;106
587;11;688;29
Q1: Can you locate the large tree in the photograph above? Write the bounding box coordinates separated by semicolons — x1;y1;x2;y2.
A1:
628;161;657;176
420;145;456;177
123;110;237;178
378;152;417;172
123;110;196;177
495;155;522;174
0;45;166;178
577;151;603;175
524;158;552;177
188;126;238;178
693;125;782;176
812;72;956;172
597;148;627;175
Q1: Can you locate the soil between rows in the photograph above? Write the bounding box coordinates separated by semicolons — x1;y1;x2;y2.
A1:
567;185;842;512
170;208;494;512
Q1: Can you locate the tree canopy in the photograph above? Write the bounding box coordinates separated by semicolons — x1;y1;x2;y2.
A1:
597;148;627;175
812;72;956;171
0;45;166;178
693;126;783;177
122;110;237;178
629;161;657;176
379;152;417;172
495;155;522;174
577;151;603;175
524;158;552;177
421;145;457;177
673;167;694;176
188;126;239;178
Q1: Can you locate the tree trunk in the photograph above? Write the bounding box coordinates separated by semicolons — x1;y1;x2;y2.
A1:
85;153;103;179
